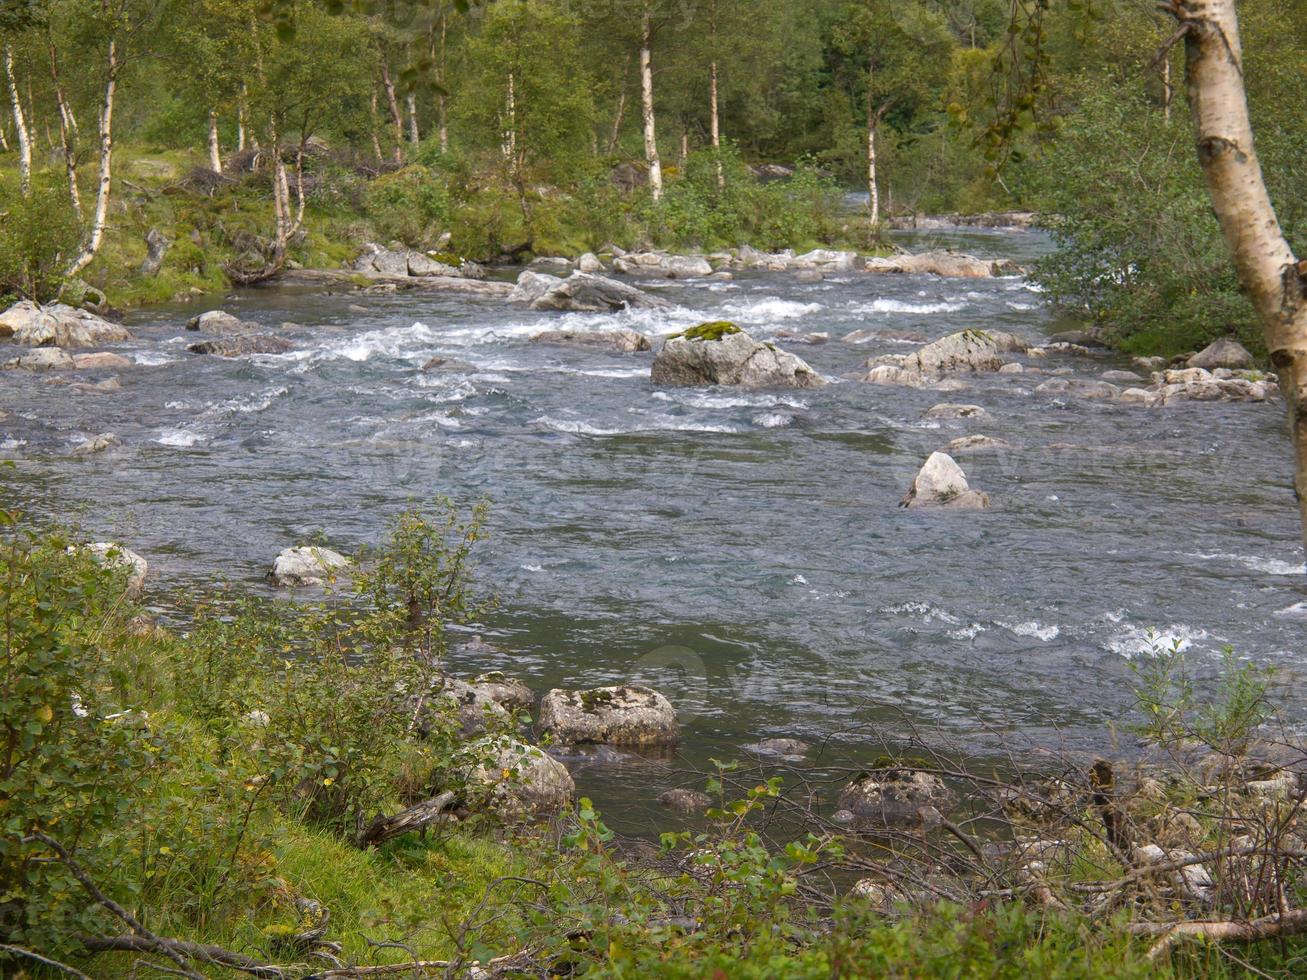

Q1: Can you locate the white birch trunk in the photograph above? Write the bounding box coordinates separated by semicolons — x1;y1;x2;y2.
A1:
1169;0;1307;550
208;108;223;172
380;57;404;164
50;41;81;219
640;5;662;202
709;0;722;187
66;39;117;278
406;91;419;145
237;86;248;152
4;45;32;196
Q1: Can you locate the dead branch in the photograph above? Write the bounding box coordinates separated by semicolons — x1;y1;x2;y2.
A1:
1133;908;1307;960
0;943;94;979
79;937;284;979
356;790;458;848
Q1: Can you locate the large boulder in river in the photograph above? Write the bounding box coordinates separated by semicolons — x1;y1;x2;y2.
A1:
4;347;76;371
530;329;652;352
188;335;294;356
792;248;864;272
900;452;989;510
75;542;148;598
267;546;350;587
465;736;575;818
538;685;678;746
1188;338;1254;370
510;270;670;312
865;329;1019;385
469;672;535;713
1;300;130;347
652;322;825;389
863;251;1018;278
613;252;713;279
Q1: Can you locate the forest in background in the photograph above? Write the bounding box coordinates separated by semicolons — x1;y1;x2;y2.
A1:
0;0;1305;349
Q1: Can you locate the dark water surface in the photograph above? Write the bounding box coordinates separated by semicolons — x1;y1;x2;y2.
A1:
3;229;1304;833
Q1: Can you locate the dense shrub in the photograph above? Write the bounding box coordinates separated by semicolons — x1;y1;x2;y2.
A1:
0;182;82;302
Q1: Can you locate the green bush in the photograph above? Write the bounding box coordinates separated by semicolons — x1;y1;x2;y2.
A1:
0;183;82;302
363;165;452;247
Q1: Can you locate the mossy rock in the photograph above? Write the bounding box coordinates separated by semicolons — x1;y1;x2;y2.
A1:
668;321;742;343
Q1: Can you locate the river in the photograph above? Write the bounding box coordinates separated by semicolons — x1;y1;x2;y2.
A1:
3;227;1304;833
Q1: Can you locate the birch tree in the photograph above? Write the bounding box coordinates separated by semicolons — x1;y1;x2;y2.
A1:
1163;0;1307;550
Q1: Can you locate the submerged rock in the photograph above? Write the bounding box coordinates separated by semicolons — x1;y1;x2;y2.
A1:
658;788;712;813
267;546;350;587
923;403;989;420
613;252;713;279
75;542;148;598
530;329;652;352
72;352;132;370
5;347;76;371
946;435;1010;453
466;736;575;818
837;769;953;825
71;433;120;456
743;738;811;760
538;685;678;746
1188;338;1254;370
651;322;825;389
901;452;989;510
188;335;294;356
1;300;130;347
420;356;477;373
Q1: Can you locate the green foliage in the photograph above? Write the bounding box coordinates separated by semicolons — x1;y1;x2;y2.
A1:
363;165;453;247
1028;87;1259;358
0;181;82;301
670;321;742;342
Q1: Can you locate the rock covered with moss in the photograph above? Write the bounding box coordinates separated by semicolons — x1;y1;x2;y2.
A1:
538;685;678;746
651;322;826;389
837;769;954;826
465;736;575;818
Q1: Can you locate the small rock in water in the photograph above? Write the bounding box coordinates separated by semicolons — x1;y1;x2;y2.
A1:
923;403;989;420
5;347;75;371
1101;369;1143;383
946;435;1010;453
72;352;132;370
838;769;953;826
577;252;604;273
658;788;712;813
1133;355;1167;372
998;362;1023;374
421;356;477;373
71;433;120;456
267;546;350;587
188;335;294;356
795;269;824;283
74;542;148;597
538;685;679;746
743;737;811;759
901;452;989;510
530;329;651;352
186;310;258;334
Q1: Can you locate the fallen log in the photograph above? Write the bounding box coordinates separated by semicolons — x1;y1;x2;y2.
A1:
356;790;458;848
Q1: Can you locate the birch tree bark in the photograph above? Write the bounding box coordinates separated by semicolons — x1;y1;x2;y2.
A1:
207;108;223;172
866;58;880;226
1165;0;1307;551
709;0;722;187
380;56;404;164
66;38;117;277
49;36;82;218
640;3;662;202
4;45;32;196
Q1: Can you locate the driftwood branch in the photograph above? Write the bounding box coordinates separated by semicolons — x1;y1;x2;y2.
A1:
356;790;458;848
1133;908;1307;960
81;936;286;978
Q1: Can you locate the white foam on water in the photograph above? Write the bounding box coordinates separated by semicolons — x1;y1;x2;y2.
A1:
1001;620;1061;641
520;564;545;573
849;298;966;315
791;574;808;585
753;412;793;428
156;429;205;447
948;624;987;640
133;352;175;366
533;414;737;436
1106;624;1208;658
653;390;809;410
1274;602;1307;619
0;437;27;450
571;367;649;378
722;298;823;321
884;601;963;625
1187;552;1306;576
1006;302;1037;311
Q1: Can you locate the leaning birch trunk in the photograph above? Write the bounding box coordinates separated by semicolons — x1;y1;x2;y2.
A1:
640;5;662;202
66;40;117;278
49;41;81;219
380;57;404;164
207;108;222;172
237;86;248;151
1168;0;1307;552
4;45;32;196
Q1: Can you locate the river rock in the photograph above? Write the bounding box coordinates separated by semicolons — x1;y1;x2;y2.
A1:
433;676;512;736
946;435;1010;453
1035;378;1119;400
469;672;535;713
352;242;411;277
795;269;823;283
1101;370;1144;383
837;769;953;825
420;356;477;373
186;310;259;333
5;347;76;371
863;251;1018;278
743;738;811;760
901;452;988;510
466;736;575;818
401;252;453;277
578;252;604;273
613;252;713;279
658;788;711;813
267;545;350;587
538;685;678;746
863;364;926;387
528;256;575;276
865;329;1016;385
1047;330;1107;348
1133;356;1167;372
188;335;294;356
4;302;130;348
998;362;1023;374
71;433;120;455
924;403;988;420
1188;338;1254;370
73;352;132;370
75;542;148;598
530;329;652;352
793;248;863;272
652;323;825;389
510;271;670;312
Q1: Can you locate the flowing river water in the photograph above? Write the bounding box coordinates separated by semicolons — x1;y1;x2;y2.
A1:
3;227;1305;833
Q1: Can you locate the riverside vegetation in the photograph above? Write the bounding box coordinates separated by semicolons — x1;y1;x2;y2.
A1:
5;495;1307;977
0;0;1302;355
